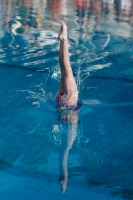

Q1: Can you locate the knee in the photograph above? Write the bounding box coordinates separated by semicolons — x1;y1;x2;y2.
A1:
64;68;72;76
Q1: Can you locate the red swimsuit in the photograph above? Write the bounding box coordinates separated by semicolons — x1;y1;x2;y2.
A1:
56;93;71;109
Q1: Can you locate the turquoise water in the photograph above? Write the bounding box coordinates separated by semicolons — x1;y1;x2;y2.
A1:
0;0;133;199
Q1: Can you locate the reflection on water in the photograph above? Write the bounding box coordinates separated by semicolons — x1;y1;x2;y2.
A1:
59;117;78;193
0;0;133;199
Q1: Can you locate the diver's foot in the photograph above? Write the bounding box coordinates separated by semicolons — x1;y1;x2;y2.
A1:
58;23;67;42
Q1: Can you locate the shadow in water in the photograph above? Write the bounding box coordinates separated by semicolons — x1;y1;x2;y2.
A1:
89;75;133;84
1;62;133;84
0;63;50;73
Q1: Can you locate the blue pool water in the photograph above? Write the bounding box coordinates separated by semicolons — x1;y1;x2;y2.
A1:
0;0;133;199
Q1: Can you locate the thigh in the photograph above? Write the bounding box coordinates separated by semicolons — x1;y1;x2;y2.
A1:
64;72;78;104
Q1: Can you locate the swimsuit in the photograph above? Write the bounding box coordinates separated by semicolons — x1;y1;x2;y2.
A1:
56;92;82;112
56;93;71;109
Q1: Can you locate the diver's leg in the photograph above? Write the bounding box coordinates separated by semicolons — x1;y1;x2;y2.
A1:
59;42;65;93
58;23;78;105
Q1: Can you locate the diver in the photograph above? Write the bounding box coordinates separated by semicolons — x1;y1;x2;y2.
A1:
57;23;80;192
57;23;79;111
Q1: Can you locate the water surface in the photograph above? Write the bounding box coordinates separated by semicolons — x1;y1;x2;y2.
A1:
0;0;133;199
